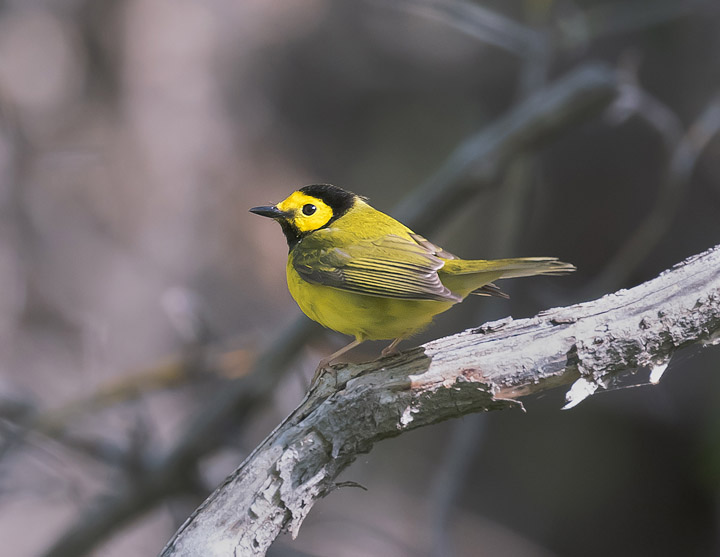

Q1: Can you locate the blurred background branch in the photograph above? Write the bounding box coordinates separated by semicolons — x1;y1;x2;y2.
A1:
587;87;720;294
386;0;545;56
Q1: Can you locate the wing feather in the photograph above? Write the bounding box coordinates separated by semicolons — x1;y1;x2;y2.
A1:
293;232;460;302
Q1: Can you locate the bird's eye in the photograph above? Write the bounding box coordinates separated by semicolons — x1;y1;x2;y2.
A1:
302;204;317;216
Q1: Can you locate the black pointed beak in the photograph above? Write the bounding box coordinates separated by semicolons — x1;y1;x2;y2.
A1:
249;205;285;219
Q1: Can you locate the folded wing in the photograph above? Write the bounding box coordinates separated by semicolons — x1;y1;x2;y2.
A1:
293;233;461;302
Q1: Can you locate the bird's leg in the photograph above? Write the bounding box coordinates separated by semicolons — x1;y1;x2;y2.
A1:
312;338;363;385
381;337;402;357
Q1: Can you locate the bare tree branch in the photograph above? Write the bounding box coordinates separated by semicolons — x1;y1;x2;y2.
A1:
161;244;720;556
384;0;545;56
394;63;617;230
43;467;201;557
587;91;720;294
30;347;254;434
556;0;719;49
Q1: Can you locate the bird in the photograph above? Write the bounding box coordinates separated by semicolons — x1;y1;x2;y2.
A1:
250;184;574;382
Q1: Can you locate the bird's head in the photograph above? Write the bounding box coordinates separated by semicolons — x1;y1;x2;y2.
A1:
250;184;357;249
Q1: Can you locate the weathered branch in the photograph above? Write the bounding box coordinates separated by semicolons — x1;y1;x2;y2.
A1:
161;245;720;556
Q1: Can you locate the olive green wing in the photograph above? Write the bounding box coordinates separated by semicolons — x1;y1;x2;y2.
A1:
292;233;461;302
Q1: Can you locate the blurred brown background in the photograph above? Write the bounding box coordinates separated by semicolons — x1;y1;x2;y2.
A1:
1;1;720;556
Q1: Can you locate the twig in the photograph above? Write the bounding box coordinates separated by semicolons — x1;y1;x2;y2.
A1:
556;0;719;50
161;243;720;556
30;348;254;434
430;413;486;557
587;92;720;294
394;64;617;230
42;466;202;557
383;0;544;56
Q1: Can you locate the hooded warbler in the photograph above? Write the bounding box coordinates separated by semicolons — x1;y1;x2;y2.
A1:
250;184;574;380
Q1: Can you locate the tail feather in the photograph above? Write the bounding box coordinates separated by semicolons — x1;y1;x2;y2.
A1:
471;282;510;299
440;257;575;298
443;257;576;278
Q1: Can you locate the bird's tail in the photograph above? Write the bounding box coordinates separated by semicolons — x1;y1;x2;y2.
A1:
447;257;576;278
440;257;575;298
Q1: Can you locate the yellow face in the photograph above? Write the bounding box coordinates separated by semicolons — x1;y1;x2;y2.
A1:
251;184;357;249
276;191;335;233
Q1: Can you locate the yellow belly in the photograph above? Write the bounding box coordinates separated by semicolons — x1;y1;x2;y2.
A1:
286;262;455;341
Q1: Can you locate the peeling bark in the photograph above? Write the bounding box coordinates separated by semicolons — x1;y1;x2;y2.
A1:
161;244;720;557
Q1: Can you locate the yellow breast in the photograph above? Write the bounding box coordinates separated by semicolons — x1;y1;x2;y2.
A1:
286;259;454;341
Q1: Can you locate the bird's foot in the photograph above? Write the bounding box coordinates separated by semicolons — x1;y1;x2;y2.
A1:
311;357;334;386
310;338;364;389
381;338;402;357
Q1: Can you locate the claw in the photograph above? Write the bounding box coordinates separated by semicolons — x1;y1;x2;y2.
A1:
311;360;330;385
310;338;363;387
381;338;402;357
